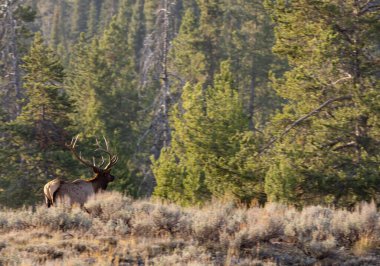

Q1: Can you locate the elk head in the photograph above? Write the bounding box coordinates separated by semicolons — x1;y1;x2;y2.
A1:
67;135;119;191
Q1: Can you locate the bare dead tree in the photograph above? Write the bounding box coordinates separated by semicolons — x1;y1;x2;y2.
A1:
0;0;22;120
161;0;171;148
135;0;183;195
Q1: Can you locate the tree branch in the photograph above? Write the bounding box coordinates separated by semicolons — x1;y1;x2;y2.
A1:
260;95;353;154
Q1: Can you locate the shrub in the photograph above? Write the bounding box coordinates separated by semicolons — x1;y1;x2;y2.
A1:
331;201;380;248
151;205;189;236
104;218;130;235
150;245;213;265
0;241;6;251
33;206;92;231
231;204;285;251
306;235;337;259
0;193;379;265
0;209;34;231
24;244;64;261
191;208;226;244
84;191;133;222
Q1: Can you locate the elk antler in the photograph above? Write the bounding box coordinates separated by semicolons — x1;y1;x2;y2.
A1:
66;135;95;169
67;135;118;171
95;136;119;171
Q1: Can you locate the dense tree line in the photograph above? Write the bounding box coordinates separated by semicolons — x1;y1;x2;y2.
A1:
0;0;379;208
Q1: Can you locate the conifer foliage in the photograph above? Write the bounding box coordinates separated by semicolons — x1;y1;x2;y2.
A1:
153;62;265;205
0;0;379;208
19;32;71;147
1;32;74;207
264;0;380;206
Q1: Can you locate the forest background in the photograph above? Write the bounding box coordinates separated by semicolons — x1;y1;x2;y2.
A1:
0;0;379;208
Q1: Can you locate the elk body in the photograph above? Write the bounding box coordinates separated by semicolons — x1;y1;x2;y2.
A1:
44;136;118;207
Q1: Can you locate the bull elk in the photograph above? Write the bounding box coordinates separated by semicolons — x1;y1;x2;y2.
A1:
44;135;118;207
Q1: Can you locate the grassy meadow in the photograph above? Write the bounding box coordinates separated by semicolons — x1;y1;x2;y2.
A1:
0;192;379;265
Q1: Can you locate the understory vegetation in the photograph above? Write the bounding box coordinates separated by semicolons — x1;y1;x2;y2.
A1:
0;192;379;265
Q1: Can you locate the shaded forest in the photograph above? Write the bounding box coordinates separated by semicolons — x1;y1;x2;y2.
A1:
0;0;379;208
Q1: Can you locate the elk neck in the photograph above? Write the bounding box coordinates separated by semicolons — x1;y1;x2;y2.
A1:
88;174;109;192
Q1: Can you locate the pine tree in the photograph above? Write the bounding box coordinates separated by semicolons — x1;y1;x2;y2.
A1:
264;0;380;206
87;0;102;37
143;0;158;33
99;19;140;195
152;81;210;205
66;34;106;137
98;15;138;154
169;0;282;131
169;8;207;84
19;32;71;149
0;32;74;207
196;0;224;85
128;0;146;72
67;13;141;195
71;0;89;39
222;0;283;129
153;61;265;205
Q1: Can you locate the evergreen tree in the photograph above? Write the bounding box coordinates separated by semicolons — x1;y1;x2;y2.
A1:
169;0;282;130
71;0;89;39
87;0;102;37
264;0;380;206
222;1;283;129
19;32;71;141
67;13;140;195
169;8;207;84
66;34;106;136
143;0;158;33
0;32;74;207
153;61;265;205
98;19;139;194
196;0;224;85
128;0;146;72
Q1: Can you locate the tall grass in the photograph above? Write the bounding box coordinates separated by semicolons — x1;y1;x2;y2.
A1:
0;192;379;265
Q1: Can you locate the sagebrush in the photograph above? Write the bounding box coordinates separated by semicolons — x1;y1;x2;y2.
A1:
0;192;379;265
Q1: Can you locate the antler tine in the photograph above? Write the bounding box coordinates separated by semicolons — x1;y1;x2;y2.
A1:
103;135;109;151
114;156;119;166
103;137;118;170
95;138;101;149
94;155;106;168
98;151;112;168
93;136;112;170
94;138;111;155
98;155;106;168
77;136;117;171
73;135;79;147
66;134;78;148
107;155;119;169
66;135;95;168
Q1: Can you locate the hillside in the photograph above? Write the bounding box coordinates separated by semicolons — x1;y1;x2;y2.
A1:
1;0;379;209
1;2;379;263
0;192;379;265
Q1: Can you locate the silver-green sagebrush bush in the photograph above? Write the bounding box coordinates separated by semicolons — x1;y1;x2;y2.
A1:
0;192;379;265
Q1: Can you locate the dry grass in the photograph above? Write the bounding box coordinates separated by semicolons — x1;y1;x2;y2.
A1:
0;192;379;265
